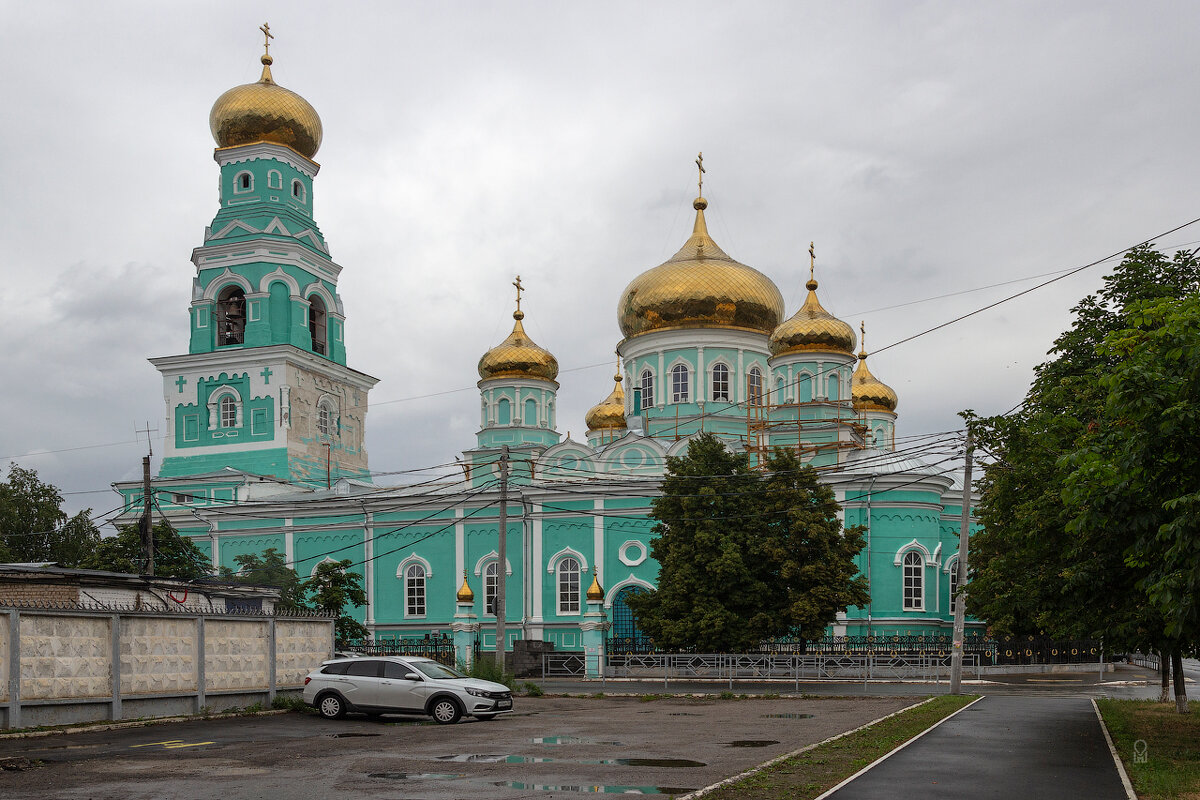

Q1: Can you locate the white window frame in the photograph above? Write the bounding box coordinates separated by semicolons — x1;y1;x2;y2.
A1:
267;169;283;190
234;170;253;194
483;560;498;616
316;395;338;438
747;366;763;406
903;550;924;611
711;362;730;402
292;179;306;203
404;563;427;617
557;557;581;615
207;387;242;431
671;363;690;404
640;369;655;409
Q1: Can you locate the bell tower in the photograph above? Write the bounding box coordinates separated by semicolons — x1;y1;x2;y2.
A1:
152;28;378;487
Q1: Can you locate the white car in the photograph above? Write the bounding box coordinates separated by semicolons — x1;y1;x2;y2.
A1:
302;656;513;724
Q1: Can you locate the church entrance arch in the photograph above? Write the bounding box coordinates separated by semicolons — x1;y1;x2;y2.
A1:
609;586;652;654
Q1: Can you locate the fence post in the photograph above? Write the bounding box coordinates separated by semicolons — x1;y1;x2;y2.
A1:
110;614;122;721
8;610;20;729
196;616;207;713
268;617;277;705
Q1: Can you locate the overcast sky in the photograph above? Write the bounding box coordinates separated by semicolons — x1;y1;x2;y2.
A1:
3;1;1199;521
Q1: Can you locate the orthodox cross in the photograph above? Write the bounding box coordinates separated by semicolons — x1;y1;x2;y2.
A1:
809;241;816;281
174;375;187;393
860;321;867;352
615;348;622;376
695;152;705;195
260;22;274;56
513;275;524;312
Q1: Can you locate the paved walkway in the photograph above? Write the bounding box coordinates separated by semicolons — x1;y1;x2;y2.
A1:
825;696;1129;799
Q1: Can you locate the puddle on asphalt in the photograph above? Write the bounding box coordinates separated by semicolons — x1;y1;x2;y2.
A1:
760;713;814;719
532;736;625;746
329;732;382;738
368;772;465;780
438;754;705;767
489;782;693;795
726;740;780;747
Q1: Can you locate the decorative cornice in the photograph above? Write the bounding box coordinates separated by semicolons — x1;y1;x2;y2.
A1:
214;141;320;178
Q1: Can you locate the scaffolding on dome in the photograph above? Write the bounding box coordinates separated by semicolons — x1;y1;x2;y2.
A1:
744;376;869;470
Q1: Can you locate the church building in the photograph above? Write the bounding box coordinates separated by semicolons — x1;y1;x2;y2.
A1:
114;33;981;660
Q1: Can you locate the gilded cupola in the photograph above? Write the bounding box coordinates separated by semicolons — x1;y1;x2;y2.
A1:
456;570;475;603
851;323;898;413
586;569;605;602
617;155;785;339
768;244;857;357
477;276;560;384
585;361;628;433
210;24;323;159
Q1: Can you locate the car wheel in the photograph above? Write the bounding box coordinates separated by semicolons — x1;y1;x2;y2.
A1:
318;693;346;719
474;713;497;721
430;698;462;725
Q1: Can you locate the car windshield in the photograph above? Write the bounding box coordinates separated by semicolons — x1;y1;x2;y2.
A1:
409;660;468;680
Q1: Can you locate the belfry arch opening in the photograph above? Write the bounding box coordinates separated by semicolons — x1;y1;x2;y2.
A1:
309;295;327;355
216;286;246;346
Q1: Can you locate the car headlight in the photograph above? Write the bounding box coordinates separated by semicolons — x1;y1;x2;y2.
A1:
466;687;489;697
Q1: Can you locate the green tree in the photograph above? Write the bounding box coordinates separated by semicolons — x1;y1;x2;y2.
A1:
303;558;367;642
0;464;99;565
81;520;212;580
627;434;868;652
219;548;303;609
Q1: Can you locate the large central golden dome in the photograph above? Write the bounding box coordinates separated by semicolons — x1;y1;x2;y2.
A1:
618;198;785;338
210;54;323;159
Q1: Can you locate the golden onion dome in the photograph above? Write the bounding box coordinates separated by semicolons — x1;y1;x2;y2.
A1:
618;197;785;338
769;274;857;357
586;569;605;602
851;325;898;413
456;570;474;603
585;372;627;432
478;307;559;383
210;51;323;160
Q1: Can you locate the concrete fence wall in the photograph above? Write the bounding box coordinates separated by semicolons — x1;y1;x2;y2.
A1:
1;607;334;729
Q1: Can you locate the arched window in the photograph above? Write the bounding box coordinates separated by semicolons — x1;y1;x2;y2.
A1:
747;367;763;406
711;363;730;402
497;397;511;425
292;179;306;202
308;295;327;355
405;563;426;617
797;374;813;403
483;561;498;616
216;286;246;346
525;398;538;426
234;171;252;193
903;551;924;610
671;364;689;403
267;170;283;189
948;559;960;615
557;557;581;614
219;395;237;428
828;373;840;401
640;369;655;409
318;406;333;437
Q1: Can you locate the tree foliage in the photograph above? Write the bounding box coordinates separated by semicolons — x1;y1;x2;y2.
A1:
80;520;213;581
968;245;1200;657
0;464;99;565
218;548;303;610
303;558;368;641
627;434;868;652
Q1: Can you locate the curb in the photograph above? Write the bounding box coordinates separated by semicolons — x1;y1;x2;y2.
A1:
678;696;941;800
0;709;291;740
1092;698;1137;800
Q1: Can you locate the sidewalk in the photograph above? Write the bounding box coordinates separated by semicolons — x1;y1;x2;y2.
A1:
824;696;1130;799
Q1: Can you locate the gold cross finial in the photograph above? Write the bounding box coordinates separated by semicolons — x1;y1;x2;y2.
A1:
809;241;816;281
260;22;274;56
695;152;705;195
512;275;524;311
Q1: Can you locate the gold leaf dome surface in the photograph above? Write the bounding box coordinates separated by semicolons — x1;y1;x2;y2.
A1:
769;279;857;357
585;373;627;432
852;345;898;413
618;198;785;338
456;571;475;603
478;310;559;383
210;55;323;159
586;569;605;602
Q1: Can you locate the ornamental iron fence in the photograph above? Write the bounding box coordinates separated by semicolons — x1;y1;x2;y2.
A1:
338;635;457;666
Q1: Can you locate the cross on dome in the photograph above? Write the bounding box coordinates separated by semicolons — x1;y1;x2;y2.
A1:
259;22;274;57
695;151;705;195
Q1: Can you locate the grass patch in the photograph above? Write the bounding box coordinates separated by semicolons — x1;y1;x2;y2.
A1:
703;695;976;800
1097;699;1200;799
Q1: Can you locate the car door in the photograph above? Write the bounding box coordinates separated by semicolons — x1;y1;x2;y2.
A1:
340;659;384;708
380;659;428;711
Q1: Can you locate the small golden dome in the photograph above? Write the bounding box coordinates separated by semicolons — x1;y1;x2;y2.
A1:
586;569;605;602
618;197;785;338
456;570;475;603
210;51;323;159
478;305;559;384
585;372;627;432
769;276;857;357
852;325;898;413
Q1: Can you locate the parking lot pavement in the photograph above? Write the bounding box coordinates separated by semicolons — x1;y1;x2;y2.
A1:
0;695;915;799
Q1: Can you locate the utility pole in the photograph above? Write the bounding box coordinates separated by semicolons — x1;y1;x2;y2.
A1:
494;445;510;670
950;428;973;694
136;421;156;576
